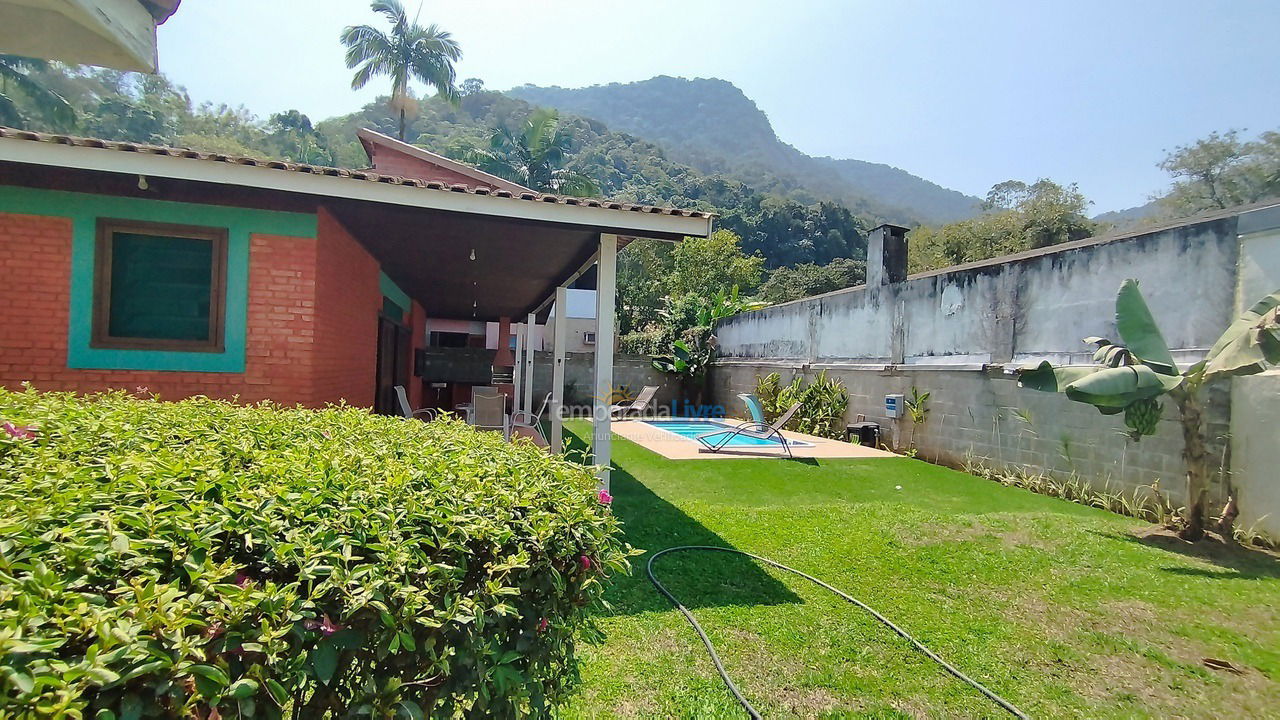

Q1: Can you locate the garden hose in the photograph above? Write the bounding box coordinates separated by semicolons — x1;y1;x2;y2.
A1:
647;546;1030;720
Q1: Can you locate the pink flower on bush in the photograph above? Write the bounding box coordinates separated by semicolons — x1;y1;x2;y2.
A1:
2;422;37;440
233;571;252;588
537;617;549;633
598;489;613;505
306;613;342;635
135;385;150;396
579;555;592;572
320;613;342;636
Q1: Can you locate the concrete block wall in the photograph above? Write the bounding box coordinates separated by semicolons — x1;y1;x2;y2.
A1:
527;351;679;412
711;362;1230;503
712;207;1279;520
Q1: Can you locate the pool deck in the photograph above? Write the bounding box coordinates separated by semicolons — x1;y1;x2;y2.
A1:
611;418;898;460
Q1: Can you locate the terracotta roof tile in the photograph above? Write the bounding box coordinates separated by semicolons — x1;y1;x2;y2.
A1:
0;127;716;220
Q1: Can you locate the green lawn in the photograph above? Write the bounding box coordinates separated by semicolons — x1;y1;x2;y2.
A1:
558;421;1280;719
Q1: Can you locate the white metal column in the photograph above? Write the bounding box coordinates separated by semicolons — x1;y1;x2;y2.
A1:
512;324;524;412
592;233;618;489
551;286;568;453
523;312;536;416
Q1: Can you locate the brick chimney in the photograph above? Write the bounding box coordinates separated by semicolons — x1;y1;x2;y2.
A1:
866;224;910;286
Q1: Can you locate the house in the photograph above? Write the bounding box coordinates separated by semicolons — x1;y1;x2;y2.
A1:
543;288;602;353
0;127;713;477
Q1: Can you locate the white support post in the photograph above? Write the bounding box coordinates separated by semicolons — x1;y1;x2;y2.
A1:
523;312;536;416
513;324;524;413
551;286;568;453
592;234;618;489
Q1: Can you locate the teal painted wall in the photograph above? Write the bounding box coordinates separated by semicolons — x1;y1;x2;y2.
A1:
0;186;316;373
379;271;411;320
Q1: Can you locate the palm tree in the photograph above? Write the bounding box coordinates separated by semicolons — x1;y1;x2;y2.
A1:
468;108;600;196
340;0;461;140
0;55;75;129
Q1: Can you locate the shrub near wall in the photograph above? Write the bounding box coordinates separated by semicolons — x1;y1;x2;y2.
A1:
0;388;628;719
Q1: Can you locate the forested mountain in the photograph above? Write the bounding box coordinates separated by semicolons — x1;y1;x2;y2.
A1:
509;76;982;226
0;63;867;270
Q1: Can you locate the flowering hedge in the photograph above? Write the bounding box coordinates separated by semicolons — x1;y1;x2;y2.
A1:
0;387;628;718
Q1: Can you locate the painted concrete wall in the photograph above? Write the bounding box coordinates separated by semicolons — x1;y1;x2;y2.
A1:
527;351;678;411
714;206;1279;524
1230;208;1280;537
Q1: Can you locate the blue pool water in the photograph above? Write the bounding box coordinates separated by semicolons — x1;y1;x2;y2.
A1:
642;419;810;447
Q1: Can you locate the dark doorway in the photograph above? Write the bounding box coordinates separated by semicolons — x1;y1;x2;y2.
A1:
374;313;412;415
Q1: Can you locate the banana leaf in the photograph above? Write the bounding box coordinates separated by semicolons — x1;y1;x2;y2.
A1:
1115;279;1178;375
1017;361;1105;392
1063;365;1182;408
1197;290;1280;380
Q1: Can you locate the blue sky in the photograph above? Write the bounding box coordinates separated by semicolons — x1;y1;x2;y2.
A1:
157;0;1279;213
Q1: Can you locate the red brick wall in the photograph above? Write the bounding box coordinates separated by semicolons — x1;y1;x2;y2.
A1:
0;212;319;405
409;299;426;408
371;146;500;189
243;233;318;404
0;209;389;408
311;208;380;407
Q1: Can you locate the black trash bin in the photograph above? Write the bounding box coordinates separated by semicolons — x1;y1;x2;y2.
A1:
846;421;880;447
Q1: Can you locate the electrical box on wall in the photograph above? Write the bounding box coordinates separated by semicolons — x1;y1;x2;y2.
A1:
885;393;904;418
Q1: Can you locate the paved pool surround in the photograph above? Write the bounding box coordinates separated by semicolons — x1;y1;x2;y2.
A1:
612;418;896;460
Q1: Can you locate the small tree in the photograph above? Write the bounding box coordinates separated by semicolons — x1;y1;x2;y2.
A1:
651;287;760;406
903;386;930;452
1019;279;1280;541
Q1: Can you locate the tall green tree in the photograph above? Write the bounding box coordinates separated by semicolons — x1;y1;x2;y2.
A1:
340;0;461;140
759;257;865;304
1158;128;1280;216
467;108;599;195
908;179;1096;272
0;55;74;129
666;229;764;297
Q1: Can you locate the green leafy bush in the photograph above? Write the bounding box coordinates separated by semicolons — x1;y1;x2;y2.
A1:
754;371;849;440
0;387;628;718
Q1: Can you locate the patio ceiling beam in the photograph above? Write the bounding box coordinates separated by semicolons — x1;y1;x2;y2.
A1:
0;138;714;239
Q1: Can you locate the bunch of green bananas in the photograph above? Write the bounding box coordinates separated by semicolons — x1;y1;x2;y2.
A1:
1124;396;1162;440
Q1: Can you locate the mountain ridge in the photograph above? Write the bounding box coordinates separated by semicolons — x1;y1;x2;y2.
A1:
507;76;982;226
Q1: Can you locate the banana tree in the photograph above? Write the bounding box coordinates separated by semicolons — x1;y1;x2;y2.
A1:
1019;279;1280;541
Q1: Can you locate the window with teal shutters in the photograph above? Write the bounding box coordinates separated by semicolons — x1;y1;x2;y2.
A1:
92;219;228;352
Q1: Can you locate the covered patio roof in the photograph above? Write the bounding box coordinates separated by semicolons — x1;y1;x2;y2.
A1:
0;128;714;320
0;0;181;72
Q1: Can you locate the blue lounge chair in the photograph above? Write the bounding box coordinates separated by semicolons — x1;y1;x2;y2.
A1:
738;393;768;424
696;401;803;458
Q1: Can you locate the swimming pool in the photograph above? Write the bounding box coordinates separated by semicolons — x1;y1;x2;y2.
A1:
641;419;811;447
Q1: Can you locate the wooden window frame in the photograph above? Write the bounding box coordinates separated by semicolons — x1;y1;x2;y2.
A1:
91;218;229;353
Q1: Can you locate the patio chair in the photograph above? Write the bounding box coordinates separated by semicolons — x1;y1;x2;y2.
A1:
696;401;804;458
611;385;659;419
458;386;502;424
470;392;510;440
511;391;553;448
394;385;436;421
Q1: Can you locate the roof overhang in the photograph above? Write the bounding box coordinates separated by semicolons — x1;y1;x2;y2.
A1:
0;132;713;322
0;0;177;72
0;135;713;240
